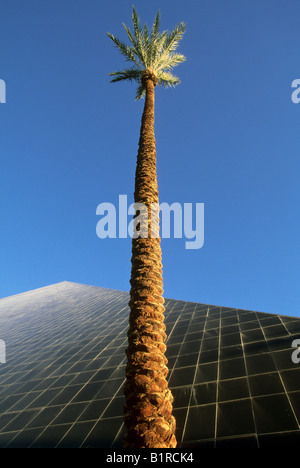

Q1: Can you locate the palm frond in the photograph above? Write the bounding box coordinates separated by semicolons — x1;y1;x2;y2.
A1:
154;22;186;71
151;9;161;41
135;83;146;100
143;23;152;67
131;6;147;65
156;52;186;72
107;7;186;99
122;23;145;67
107;32;141;69
148;10;163;66
109;68;142;83
157;71;181;88
164;22;187;54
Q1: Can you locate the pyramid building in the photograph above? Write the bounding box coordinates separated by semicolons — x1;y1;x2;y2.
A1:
0;281;299;448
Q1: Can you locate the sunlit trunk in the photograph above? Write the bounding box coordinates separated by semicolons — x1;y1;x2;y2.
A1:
123;74;177;448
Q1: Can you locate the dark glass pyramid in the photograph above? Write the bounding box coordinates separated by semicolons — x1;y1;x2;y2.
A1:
0;281;299;448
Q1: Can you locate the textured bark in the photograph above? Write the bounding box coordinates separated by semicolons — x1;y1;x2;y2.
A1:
123;73;177;448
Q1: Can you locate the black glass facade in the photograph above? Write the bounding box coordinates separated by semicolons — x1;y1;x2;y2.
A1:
0;281;299;448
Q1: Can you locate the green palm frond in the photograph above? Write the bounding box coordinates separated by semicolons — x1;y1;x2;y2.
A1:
135;83;146;101
157;71;181;88
132;5;143;43
107;32;142;69
122;23;145;67
109;68;142;83
163;22;186;54
157;53;186;72
153;24;187;72
107;6;186;99
151;9;161;42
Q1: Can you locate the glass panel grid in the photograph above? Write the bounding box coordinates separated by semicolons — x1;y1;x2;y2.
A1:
0;281;299;448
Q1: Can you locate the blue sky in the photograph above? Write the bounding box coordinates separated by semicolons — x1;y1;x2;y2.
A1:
0;0;299;317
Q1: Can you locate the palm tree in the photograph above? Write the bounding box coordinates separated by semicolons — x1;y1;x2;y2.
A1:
107;7;186;448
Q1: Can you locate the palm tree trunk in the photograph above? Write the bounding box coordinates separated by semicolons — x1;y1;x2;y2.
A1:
123;76;177;449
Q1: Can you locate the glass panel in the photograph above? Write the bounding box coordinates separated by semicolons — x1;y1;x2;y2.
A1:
221;324;239;335
190;382;217;405
258;431;300;448
172;407;188;442
194;362;218;384
280;369;300;392
239;320;260;331
219;358;246;380
253;394;298;434
51;402;86;425
219;345;243;361
221;316;238;326
266;336;293;351
248;372;284;397
102;396;124;418
220;333;241;348
242;329;264;343
272;349;298;370
56;420;95;448
30;423;72;448
217;399;255;437
175;353;199;368
172;386;192;409
246;353;276;375
283;320;300;334
168;366;195;387
198;348;218;364
218;377;249;402
78;399;111;422
180;340;201;354
201;337;218;351
216;436;258;448
258;316;281;326
81;417;123;448
244;341;269;356
263;325;289;339
183;405;216;441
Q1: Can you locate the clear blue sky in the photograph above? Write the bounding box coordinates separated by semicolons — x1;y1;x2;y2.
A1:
0;0;299;317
